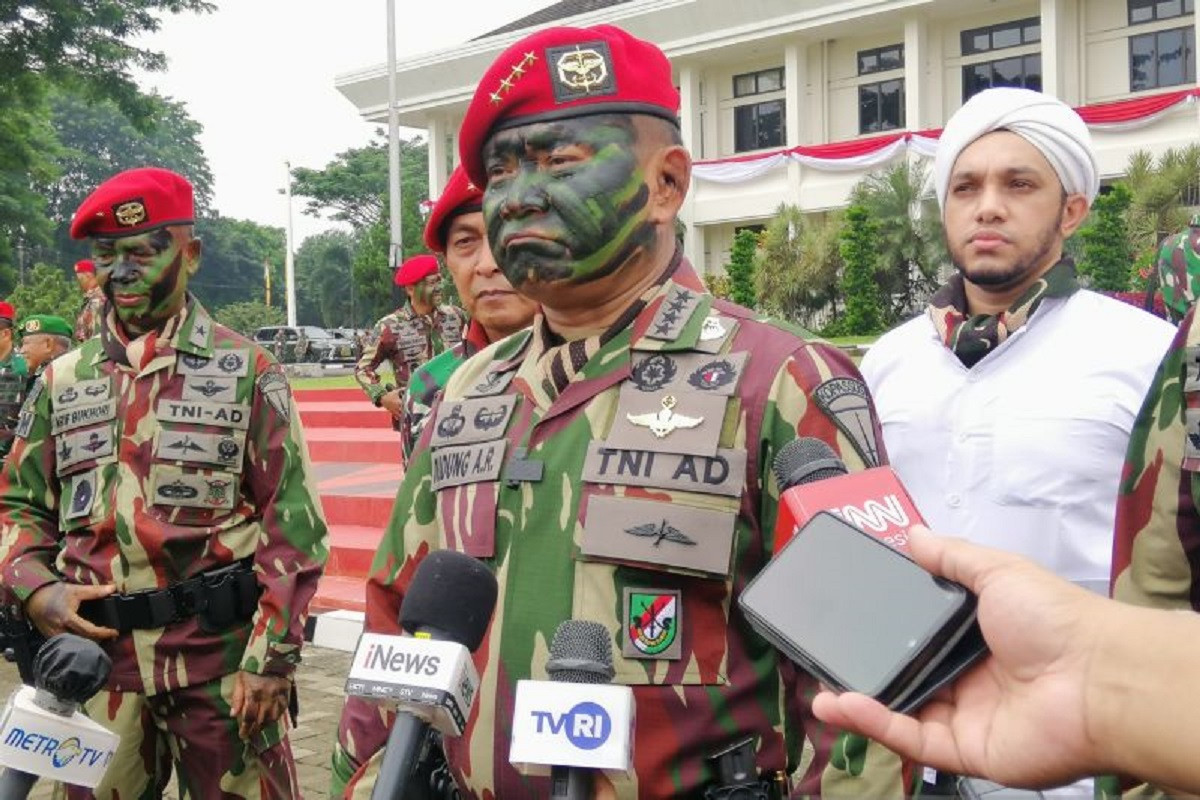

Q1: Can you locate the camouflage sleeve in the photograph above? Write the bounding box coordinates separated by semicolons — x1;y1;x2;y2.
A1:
1112;308;1200;611
0;375;63;601
760;342;912;797
239;361;330;677
399;370;436;463
331;438;441;796
354;320;395;405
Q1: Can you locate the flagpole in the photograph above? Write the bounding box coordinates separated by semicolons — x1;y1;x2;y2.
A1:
387;0;403;273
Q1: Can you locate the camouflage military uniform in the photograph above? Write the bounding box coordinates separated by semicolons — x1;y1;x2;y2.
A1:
399;319;490;461
1154;214;1200;323
0;351;29;459
333;260;911;799
0;297;329;799
74;286;107;342
354;303;469;420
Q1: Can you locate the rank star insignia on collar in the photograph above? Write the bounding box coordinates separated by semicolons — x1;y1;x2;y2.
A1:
626;394;703;438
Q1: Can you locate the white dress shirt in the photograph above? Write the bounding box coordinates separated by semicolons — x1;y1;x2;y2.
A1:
862;290;1175;595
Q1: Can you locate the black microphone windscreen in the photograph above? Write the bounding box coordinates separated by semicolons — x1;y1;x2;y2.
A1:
546;620;614;685
399;549;498;652
33;633;111;703
773;437;849;491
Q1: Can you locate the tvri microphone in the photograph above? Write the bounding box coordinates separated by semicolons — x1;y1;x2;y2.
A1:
343;549;498;800
0;633;119;796
772;437;926;552
509;620;634;800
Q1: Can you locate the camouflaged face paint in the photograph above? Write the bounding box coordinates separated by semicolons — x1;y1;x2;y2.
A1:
482;115;655;290
93;227;192;335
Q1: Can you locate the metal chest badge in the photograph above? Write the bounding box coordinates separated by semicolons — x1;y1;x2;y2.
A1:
626;394;703;439
623;588;682;660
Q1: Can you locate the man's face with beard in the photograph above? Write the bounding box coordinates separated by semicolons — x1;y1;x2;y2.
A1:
91;225;200;336
479;114;657;304
943;130;1085;292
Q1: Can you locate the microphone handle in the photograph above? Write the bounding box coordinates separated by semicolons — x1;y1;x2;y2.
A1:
550;765;592;800
0;768;39;799
370;712;429;800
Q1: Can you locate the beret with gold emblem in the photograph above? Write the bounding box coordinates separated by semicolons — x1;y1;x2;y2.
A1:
394;254;440;287
74;259;95;274
423;166;484;253
19;315;72;338
69;166;195;240
458;24;680;187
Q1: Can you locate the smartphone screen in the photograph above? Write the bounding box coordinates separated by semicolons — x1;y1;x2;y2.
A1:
740;512;976;702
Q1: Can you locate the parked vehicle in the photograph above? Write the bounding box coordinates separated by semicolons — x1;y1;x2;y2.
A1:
252;325;356;363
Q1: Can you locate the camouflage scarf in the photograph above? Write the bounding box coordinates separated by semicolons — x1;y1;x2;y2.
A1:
927;257;1078;368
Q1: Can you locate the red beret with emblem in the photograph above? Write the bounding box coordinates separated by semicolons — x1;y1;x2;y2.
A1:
458;24;680;187
70;166;195;240
74;259;95;274
423;167;484;253
393;254;440;287
0;301;13;323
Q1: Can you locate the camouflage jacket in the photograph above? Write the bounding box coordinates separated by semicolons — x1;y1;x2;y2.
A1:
74;286;106;342
0;352;29;459
0;298;329;696
1112;305;1200;609
354;303;469;406
399;319;491;462
335;261;910;799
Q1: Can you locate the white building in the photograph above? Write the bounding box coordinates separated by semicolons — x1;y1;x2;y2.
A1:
337;0;1200;275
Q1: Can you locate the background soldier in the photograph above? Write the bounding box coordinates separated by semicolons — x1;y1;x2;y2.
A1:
272;327;287;362
17;314;72;379
334;24;907;799
0;166;329;799
294;327;308;363
0;300;28;459
354;254;468;430
396;166;538;460
1153;214;1200;323
73;258;107;342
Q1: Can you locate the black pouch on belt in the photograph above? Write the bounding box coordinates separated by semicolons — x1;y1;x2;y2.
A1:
196;562;262;634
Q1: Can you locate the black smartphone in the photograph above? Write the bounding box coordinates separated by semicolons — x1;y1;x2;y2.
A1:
739;512;987;711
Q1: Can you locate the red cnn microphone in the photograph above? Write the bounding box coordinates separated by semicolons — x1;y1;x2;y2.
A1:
772;438;925;553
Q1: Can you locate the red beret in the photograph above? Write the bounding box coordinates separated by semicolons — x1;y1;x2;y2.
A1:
423;167;484;253
74;259;95;274
394;254;440;287
0;301;14;323
70;166;194;240
458;24;680;187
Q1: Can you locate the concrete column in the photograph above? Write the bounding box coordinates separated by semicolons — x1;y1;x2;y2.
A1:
702;70;720;157
427;115;448;196
678;64;703;157
1040;0;1064;99
784;43;806;146
904;17;927;130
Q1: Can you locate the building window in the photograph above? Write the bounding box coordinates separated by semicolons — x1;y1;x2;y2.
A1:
1130;26;1197;89
961;17;1041;55
962;54;1042;101
858;44;904;75
1129;0;1194;25
734;101;785;151
859;79;905;133
733;67;784;98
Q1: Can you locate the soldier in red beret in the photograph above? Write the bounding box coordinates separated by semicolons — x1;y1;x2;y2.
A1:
0;166;328;798
337;24;905;800
73;258;106;342
353;253;469;432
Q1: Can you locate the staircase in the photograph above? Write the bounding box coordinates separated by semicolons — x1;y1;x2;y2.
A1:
298;387;402;650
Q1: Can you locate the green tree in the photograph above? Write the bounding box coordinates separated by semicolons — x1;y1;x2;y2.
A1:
754;204;844;326
1078;183;1134;292
849;160;946;319
295;230;357;327
192;217;284;313
1124;146;1200;259
839;205;886;335
725;229;759;308
352;220;397;322
213;301;285;338
7;262;79;321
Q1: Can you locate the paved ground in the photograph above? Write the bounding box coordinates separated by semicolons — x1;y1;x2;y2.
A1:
0;645;354;799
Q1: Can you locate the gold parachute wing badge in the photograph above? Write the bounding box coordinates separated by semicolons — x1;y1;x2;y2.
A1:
626;394;703;438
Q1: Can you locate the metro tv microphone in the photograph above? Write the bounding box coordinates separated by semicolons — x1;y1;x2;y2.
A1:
772;437;925;552
344;550;498;800
509;621;634;800
0;634;119;798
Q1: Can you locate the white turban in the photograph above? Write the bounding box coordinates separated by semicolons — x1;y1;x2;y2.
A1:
934;87;1099;210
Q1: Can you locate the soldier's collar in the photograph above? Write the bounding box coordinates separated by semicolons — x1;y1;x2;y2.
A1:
174;295;216;358
630;262;712;353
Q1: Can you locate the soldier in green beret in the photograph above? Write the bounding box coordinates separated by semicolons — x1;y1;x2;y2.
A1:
0;300;28;459
17;314;73;380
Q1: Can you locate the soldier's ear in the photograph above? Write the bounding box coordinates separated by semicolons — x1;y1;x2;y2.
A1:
644;144;690;226
184;236;203;276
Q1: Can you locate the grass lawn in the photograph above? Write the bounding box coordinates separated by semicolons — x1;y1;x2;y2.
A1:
289;373;360;390
826;334;879;347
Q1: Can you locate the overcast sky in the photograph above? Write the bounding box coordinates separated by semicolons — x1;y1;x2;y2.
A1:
134;0;555;243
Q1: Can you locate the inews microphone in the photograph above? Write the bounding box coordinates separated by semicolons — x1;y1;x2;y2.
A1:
344;550;498;800
509;621;634;797
772;437;924;552
0;633;119;797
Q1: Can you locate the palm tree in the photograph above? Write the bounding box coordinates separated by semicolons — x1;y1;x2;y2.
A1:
1124;145;1200;258
754;204;844;329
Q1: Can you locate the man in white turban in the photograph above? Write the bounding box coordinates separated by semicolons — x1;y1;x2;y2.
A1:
861;86;1175;794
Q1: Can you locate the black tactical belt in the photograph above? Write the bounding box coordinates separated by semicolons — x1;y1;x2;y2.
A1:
79;559;259;634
